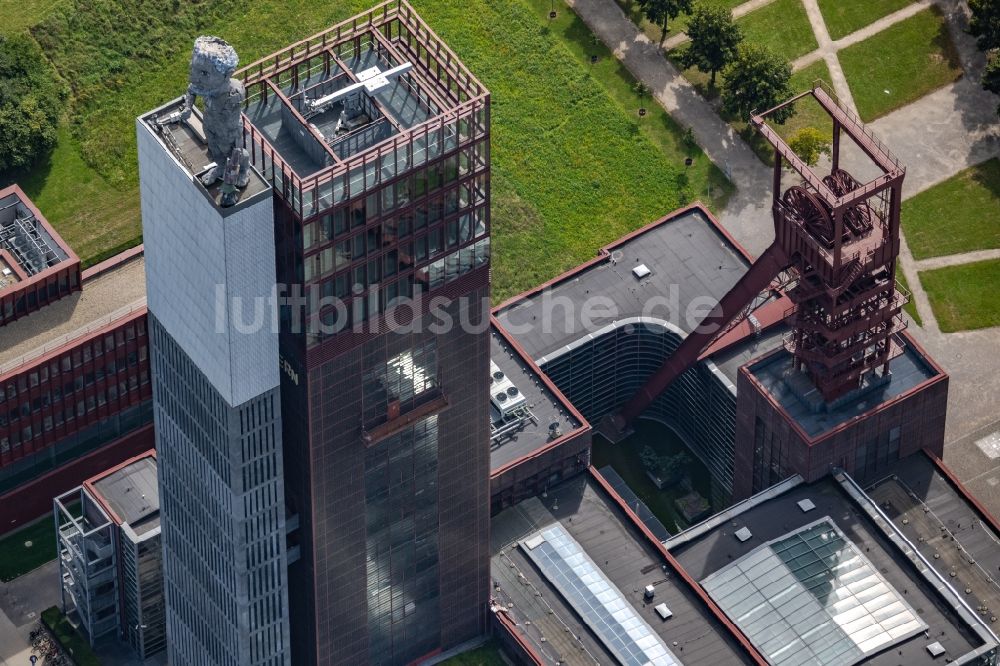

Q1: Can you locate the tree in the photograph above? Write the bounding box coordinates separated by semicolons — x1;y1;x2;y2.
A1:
0;34;66;173
970;0;1000;51
970;0;1000;116
788;127;831;166
639;0;693;45
721;43;795;124
680;4;742;87
984;52;1000;115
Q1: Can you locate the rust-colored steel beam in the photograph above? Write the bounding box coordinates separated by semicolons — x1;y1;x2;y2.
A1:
617;243;789;426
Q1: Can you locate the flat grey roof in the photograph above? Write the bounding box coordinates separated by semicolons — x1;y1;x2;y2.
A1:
489;327;583;472
746;340;939;439
90;455;159;536
0;255;147;372
491;474;756;665
140;102;270;210
708;324;787;386
495;208;750;364
669;476;989;665
868;453;1000;630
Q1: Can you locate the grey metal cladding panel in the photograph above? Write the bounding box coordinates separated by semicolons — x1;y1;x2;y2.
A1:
137;119;279;408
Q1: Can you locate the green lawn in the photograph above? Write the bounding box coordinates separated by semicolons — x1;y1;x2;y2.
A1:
592;420;715;533
440;641;508;666
0;515;57;582
42;607;101;666
902;158;1000;260
838;7;963;121
817;0;916;41
738;0;818;62
894;267;922;326
920;259;1000;332
778;59;834;142
0;0;60;34
4;0;731;302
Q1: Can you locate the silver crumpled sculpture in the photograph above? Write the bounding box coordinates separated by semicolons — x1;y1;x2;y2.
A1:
164;36;250;202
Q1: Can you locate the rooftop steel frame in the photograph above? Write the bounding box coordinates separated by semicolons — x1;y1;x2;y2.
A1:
236;0;490;220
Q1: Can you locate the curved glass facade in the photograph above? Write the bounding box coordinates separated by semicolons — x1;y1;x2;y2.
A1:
540;321;736;504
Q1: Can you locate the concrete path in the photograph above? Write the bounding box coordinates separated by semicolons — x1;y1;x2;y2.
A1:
0;559;61;665
567;0;774;255
792;0;934;71
800;0;858;113
915;248;1000;271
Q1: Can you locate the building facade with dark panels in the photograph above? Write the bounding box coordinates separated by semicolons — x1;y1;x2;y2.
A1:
227;4;493;662
54;449;165;660
0;185;81;327
733;333;948;499
0;240;152;515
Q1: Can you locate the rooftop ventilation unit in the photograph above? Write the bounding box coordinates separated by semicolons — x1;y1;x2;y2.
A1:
490;360;527;417
734;527;753;542
797;499;816;512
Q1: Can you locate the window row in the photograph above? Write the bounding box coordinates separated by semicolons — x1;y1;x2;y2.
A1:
304;206;487;285
0;373;149;452
1;320;145;402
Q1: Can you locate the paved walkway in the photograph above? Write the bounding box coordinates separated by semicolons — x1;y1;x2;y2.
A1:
567;0;774;255
800;0;858;113
793;0;934;70
915;248;1000;270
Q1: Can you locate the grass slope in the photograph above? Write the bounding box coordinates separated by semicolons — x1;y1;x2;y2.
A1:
42;607;101;666
816;0;916;41
838;7;962;121
5;0;730;301
0;515;56;582
0;0;60;35
920;259;1000;332
902;158;1000;260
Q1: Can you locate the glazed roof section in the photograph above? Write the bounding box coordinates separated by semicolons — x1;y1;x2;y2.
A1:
491;473;758;665
666;472;996;665
494;206;752;365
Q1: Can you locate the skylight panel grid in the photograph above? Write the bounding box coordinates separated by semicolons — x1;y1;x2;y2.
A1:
521;524;681;666
701;518;926;666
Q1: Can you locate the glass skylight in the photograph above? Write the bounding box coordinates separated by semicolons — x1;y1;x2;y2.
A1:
701;518;926;666
521;523;682;666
